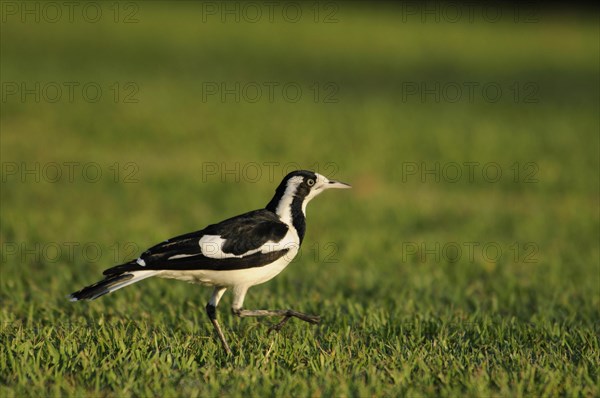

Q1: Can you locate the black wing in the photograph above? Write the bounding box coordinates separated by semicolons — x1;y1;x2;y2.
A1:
104;209;290;275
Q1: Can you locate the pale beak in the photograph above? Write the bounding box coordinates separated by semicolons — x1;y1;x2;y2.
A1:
324;179;352;189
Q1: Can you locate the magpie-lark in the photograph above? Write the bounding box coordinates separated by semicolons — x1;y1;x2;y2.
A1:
69;170;350;355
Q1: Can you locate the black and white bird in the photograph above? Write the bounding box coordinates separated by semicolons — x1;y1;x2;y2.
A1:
70;170;350;354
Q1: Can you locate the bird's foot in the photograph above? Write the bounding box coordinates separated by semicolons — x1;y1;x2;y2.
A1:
268;311;320;334
285;310;320;325
268;316;291;334
234;308;321;330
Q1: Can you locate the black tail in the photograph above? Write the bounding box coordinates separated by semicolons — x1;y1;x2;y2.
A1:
102;259;144;276
69;273;135;301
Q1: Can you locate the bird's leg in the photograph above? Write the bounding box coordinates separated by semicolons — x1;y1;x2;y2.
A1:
206;303;232;355
205;287;232;355
233;308;320;333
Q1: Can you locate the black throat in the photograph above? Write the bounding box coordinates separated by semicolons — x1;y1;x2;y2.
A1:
265;183;309;244
289;196;306;243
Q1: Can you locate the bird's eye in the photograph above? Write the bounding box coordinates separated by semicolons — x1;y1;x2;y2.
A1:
307;179;315;187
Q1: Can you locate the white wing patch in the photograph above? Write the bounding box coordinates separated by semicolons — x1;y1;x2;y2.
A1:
197;230;300;260
167;253;200;260
198;235;233;258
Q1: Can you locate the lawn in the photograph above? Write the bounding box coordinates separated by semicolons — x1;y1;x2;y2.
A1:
1;2;598;397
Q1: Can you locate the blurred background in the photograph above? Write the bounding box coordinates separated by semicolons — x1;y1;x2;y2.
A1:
0;1;598;393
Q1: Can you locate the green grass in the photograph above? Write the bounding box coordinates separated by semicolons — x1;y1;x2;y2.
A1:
1;3;599;397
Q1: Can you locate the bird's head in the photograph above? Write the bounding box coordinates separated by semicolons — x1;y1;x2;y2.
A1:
266;170;351;222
